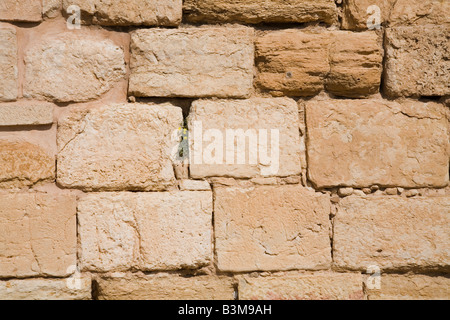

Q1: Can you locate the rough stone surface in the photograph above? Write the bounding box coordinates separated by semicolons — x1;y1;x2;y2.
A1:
255;30;382;97
63;0;182;26
342;0;450;30
57;103;182;191
0;193;77;278
43;0;62;18
0;104;53;126
129;27;254;98
188;98;302;178
0;26;18;102
0;141;55;188
334;196;450;272
214;185;331;272
24;34;126;103
0;0;42;22
305;99;449;188
238;272;363;300
96;275;234;300
179;180;211;191
184;0;337;25
366;274;450;300
78;191;212;272
384;26;449;97
0;276;91;300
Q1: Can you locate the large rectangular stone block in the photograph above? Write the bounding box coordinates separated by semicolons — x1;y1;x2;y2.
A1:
57;103;182;191
0;193;77;278
184;0;337;24
0;26;18;102
129;27;254;98
0;103;53;126
0;0;42;22
334;196;450;272
188;98;302;178
214;185;331;272
305;99;449;188
78;191;212;272
63;0;182;26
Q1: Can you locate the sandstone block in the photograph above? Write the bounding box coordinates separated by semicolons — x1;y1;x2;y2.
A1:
0;103;53;126
0;141;55;188
305;99;449;188
78;191;212;272
57;103;182;191
0;193;77;278
63;0;182;26
238;272;363;300
255;30;382;97
214;185;331;272
0;26;18;102
96;275;234;300
24;34;126;102
384;26;449;97
188;98;302;178
184;0;337;25
129;27;254;98
0;0;42;22
366;274;450;300
0;276;91;300
334;196;450;272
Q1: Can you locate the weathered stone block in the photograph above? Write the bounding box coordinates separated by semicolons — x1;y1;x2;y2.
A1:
0;103;53;126
0;26;18;102
0;0;42;22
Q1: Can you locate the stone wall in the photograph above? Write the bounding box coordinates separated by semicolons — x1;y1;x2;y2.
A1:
0;0;448;300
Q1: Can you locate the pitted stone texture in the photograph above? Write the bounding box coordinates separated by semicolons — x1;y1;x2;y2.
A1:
0;276;91;300
238;272;364;300
255;30;382;97
384;26;449;98
334;196;450;272
0;27;18;102
366;274;450;300
342;0;449;30
184;0;337;25
0;141;55;189
57;103;182;191
63;0;182;26
129;27;254;98
188;98;301;178
24;34;126;103
305;99;449;188
0;193;76;278
214;185;331;272
97;275;234;300
43;0;62;18
0;0;42;22
0;104;53;126
78;191;212;272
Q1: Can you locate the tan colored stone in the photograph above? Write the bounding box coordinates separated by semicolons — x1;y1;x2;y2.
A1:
305;99;449;188
0;26;18;102
214;185;331;272
184;0;337;25
255;30;382;97
43;0;62;18
24;33;126;102
0;193;76;278
0;141;55;188
0;0;42;22
63;0;182;26
129;27;254;98
384;26;449;97
0;103;53;126
78;191;212;272
238;272;363;300
97;274;234;300
366;274;450;300
179;180;211;191
0;275;91;300
334;196;450;272
326;31;383;98
342;0;391;30
57;103;182;191
188;98;302;178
